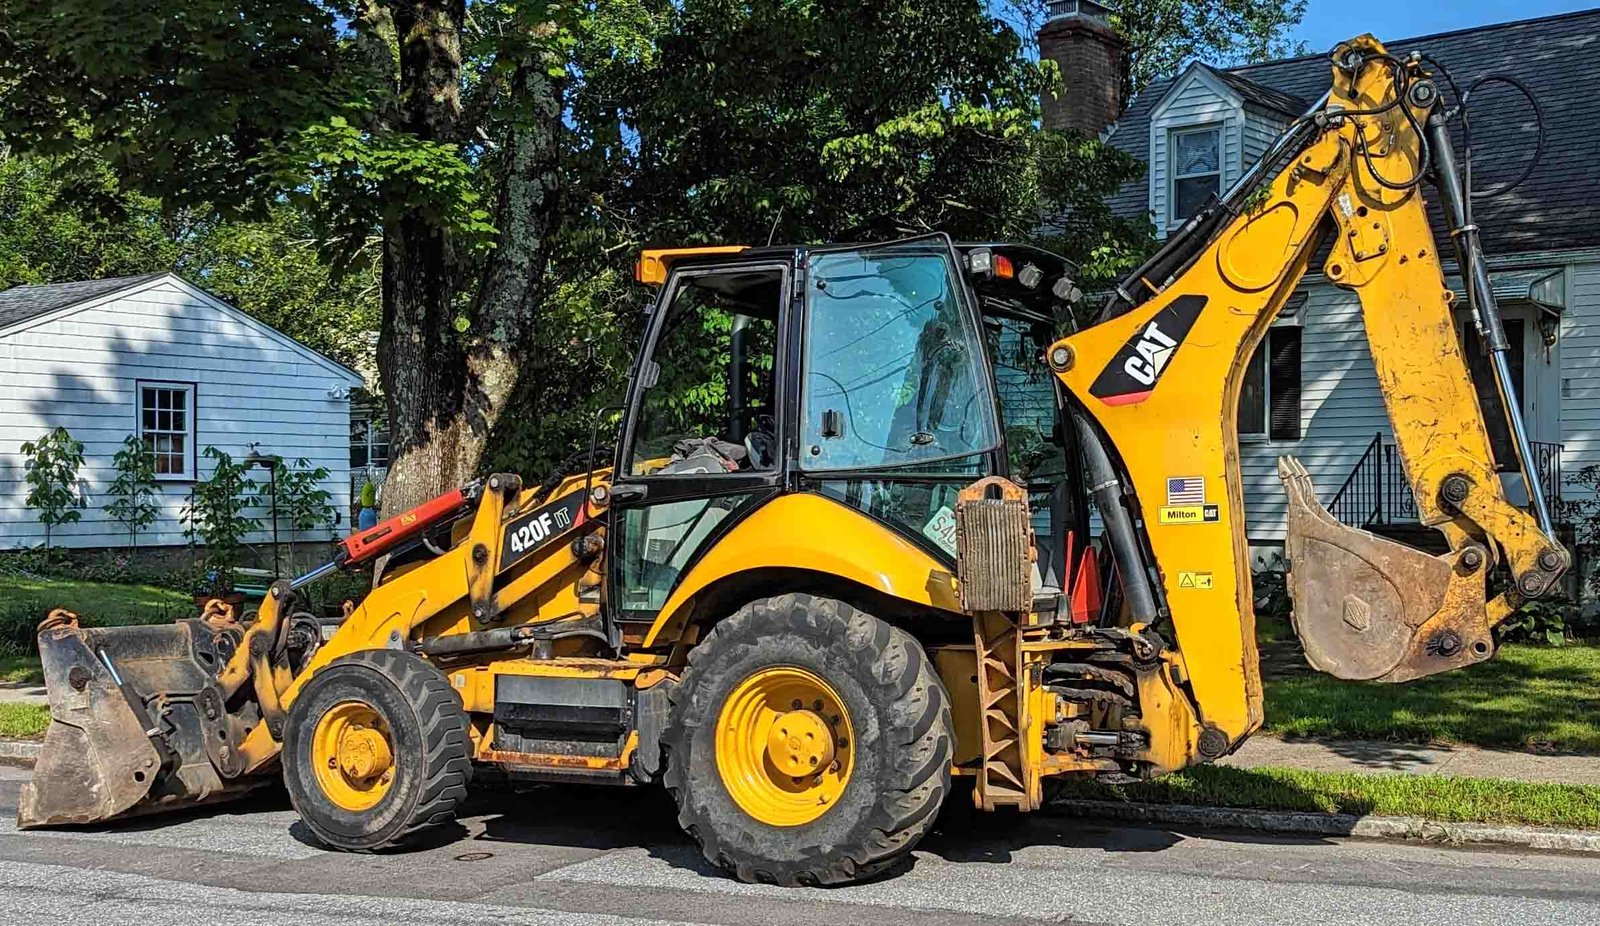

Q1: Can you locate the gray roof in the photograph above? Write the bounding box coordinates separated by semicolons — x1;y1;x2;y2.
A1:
0;273;167;330
1106;9;1600;255
1208;66;1310;117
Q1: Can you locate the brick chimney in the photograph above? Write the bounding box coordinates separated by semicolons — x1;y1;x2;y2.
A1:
1038;0;1127;136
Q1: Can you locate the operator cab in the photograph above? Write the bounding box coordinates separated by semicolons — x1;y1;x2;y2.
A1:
612;235;1087;631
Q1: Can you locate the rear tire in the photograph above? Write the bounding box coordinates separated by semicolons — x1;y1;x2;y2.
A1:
282;649;471;851
663;593;953;885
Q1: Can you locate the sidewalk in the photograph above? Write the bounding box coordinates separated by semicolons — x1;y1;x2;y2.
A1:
1223;734;1600;785
0;684;45;707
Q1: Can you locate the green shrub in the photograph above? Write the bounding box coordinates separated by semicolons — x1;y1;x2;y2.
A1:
181;447;261;595
103;434;161;550
20;426;85;548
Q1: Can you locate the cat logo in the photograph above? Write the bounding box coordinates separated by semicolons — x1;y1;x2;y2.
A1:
1123;321;1178;386
1089;294;1207;406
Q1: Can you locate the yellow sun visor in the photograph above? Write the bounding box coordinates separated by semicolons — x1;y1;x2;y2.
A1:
634;246;750;285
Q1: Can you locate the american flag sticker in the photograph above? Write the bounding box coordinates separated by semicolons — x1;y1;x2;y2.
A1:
1166;476;1205;505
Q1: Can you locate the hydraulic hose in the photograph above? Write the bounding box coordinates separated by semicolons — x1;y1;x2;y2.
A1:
1070;405;1160;623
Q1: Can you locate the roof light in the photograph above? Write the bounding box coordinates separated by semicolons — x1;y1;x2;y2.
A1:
967;248;993;276
994;255;1015;279
1018;263;1043;290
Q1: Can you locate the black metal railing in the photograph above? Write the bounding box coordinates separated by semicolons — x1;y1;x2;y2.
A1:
1326;433;1384;527
1531;440;1563;513
1325;432;1564;529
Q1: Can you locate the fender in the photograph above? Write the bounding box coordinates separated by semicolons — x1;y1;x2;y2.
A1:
642;492;963;647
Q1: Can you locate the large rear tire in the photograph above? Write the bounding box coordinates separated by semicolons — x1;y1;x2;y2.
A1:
282;649;471;851
663;593;953;885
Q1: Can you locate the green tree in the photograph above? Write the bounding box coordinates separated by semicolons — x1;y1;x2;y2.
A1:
998;0;1309;95
270;457;337;571
481;0;1152;476
0;156;379;370
103;435;162;551
0;0;577;513
20;427;86;549
182;447;262;596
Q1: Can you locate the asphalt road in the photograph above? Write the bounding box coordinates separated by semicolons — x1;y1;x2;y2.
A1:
1;765;1597;926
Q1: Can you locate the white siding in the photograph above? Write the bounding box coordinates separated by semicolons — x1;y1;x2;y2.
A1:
0;278;361;549
1242;107;1290;173
1243;255;1598;547
1561;263;1600;477
1149;71;1243;237
1237;281;1393;543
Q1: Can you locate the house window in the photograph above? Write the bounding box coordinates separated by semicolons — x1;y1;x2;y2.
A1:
137;382;195;479
1239;327;1302;441
1170;126;1221;226
350;414;389;469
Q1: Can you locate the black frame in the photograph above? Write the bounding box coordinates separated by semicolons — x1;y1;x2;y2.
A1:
607;258;797;626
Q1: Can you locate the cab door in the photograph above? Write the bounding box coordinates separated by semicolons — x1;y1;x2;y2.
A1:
607;259;794;632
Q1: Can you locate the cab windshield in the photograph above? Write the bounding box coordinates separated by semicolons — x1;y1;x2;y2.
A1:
801;240;1000;471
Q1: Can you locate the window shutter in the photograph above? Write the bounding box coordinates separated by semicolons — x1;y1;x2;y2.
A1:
1267;327;1302;441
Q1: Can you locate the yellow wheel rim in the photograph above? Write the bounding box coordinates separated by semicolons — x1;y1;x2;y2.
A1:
311;701;396;812
715;666;854;827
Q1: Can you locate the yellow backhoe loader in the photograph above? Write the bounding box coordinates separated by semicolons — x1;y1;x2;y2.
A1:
19;34;1570;886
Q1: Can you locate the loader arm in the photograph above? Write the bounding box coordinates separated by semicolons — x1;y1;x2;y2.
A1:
1051;35;1567;743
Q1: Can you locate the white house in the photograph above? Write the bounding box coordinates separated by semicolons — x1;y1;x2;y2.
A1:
1040;7;1598;569
0;272;363;549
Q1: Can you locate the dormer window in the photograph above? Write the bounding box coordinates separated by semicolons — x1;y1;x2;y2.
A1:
1170;126;1221;226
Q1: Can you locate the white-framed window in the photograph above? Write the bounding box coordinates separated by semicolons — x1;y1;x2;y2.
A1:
1238;326;1302;442
350;414;389;469
137;381;195;479
1169;125;1222;227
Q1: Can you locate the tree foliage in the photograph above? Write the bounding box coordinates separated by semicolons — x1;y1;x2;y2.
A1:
0;0;1305;489
182;447;262;595
20;427;86;549
103;435;162;551
0;157;379;368
997;0;1309;94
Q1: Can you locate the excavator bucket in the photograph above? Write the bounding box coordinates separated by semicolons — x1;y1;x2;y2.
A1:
18;615;263;828
1277;457;1496;683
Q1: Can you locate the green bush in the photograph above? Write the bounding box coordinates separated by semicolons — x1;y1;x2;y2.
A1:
20;426;85;548
1498;596;1575;646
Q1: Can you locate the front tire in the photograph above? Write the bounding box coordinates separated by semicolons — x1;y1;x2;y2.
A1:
663;593;953;885
282;649;472;851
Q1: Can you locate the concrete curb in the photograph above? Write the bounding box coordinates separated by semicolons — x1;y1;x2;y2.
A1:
0;740;40;768
1048;799;1600;854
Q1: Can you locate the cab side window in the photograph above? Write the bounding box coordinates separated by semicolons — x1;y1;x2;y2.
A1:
628;268;782;475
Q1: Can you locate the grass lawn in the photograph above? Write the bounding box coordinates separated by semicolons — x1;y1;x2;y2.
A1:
0;574;192;626
1261;641;1600;754
0;704;49;739
0;574;193;685
1055;763;1600;830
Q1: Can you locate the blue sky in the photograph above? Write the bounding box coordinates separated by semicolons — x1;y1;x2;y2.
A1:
1291;0;1596;53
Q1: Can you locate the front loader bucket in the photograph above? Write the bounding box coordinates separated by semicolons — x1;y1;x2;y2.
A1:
19;619;264;829
1277;457;1495;683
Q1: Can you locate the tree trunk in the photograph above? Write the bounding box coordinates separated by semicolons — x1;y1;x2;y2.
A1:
376;4;564;515
376;0;470;514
